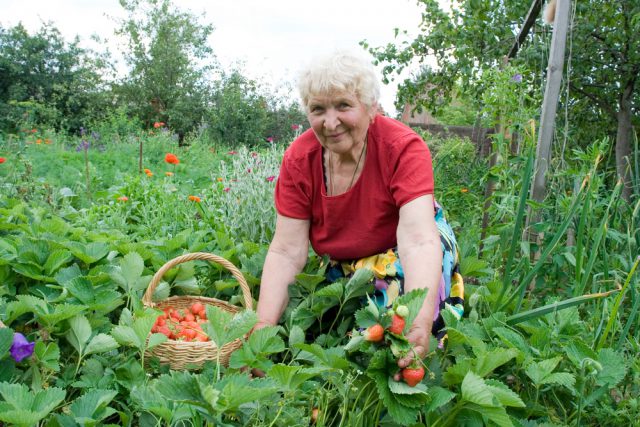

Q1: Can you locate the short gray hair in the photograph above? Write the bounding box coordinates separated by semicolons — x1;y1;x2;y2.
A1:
297;50;380;112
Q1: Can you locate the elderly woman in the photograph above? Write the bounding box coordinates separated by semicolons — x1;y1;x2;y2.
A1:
255;50;463;368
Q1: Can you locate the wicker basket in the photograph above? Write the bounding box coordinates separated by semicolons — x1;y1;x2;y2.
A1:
142;252;253;370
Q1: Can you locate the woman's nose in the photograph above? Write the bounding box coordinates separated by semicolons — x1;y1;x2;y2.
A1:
323;109;339;130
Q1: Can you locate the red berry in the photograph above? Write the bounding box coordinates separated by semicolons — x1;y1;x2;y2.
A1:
363;324;384;342
402;366;425;387
388;314;406;335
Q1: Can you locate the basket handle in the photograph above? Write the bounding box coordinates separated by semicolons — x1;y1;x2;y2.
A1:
142;252;253;310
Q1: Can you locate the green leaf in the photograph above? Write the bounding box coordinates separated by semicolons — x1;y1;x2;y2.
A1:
315;282;344;300
68;242;110;265
484;379;525;408
596;348;627;387
34;341;60;372
354;304;379;329
38;303;87;328
68;389;117;421
268;364;319;391
0;328;13;358
0;383;65;425
202;304;233;347
525;357;562;386
387;377;428;395
219;375;279;411
64;277;96;305
295;273;325;293
147;333;168;350
564;339;598;369
474;347;519;378
224;310;258;343
154;370;208;407
44;250;73;276
66;315;92;355
541;372;575;389
466;403;513;427
111;325;142;348
426;386;456;412
85;334;119;355
344;268;374;300
395;287;428;326
461;371;498;407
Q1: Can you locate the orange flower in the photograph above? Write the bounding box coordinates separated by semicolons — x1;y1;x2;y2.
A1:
153;121;165;128
117;196;129;202
165;171;174;176
36;139;42;144
165;153;180;165
44;139;52;144
188;195;201;202
216;177;223;182
144;168;153;177
461;188;469;193
0;157;6;164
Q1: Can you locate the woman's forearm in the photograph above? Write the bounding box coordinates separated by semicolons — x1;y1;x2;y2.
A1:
398;236;442;329
256;245;307;327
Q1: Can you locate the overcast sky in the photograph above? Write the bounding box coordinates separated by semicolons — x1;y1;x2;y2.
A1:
0;0;427;114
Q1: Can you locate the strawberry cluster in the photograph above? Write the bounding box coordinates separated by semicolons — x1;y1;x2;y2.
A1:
152;302;210;342
362;304;425;387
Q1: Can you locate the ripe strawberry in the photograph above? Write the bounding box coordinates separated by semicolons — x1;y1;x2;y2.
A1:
388;314;406;335
183;312;195;322
363;324;384;342
402;366;425;387
190;302;204;315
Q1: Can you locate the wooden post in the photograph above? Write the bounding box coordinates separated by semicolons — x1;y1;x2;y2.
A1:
526;0;571;241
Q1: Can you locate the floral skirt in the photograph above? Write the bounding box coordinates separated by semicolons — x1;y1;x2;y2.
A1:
325;203;464;341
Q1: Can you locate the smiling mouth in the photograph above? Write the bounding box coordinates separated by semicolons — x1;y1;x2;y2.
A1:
327;132;345;138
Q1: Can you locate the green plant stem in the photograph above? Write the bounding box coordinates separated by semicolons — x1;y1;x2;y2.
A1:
432;400;463;427
596;255;640;350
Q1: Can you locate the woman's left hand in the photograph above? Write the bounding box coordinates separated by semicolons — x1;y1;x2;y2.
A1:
397;321;431;368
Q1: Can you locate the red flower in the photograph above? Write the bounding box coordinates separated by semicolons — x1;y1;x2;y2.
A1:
227;150;237;155
188;195;201;202
153;121;165;128
0;157;5;164
291;124;300;130
165;153;180;165
117;196;129;202
251;152;258;157
265;176;276;182
266;137;274;143
223;187;231;192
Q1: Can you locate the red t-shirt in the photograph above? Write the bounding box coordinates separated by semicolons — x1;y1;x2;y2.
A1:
275;115;434;260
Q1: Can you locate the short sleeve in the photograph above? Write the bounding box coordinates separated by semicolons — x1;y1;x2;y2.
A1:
274;151;312;219
387;133;434;207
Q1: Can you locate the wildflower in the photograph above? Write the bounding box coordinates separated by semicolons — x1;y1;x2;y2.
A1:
165;153;180;165
0;157;5;164
153;121;165;129
117;196;129;202
216;177;223;182
31;129;37;133
144;168;153;177
228;150;237;155
188;195;201;202
247;168;252;173
10;332;35;362
461;188;469;193
165;171;174;177
266;137;274;143
266;176;276;182
511;73;523;83
251;152;258;158
223;187;231;192
36;139;42;144
291;124;300;130
44;139;52;144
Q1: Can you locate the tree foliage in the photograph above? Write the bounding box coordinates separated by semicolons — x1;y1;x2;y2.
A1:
0;23;110;133
115;0;216;141
366;0;639;199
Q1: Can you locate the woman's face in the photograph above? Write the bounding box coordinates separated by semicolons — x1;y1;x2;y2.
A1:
306;91;374;155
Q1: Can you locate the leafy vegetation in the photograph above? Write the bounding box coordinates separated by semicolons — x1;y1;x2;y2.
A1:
0;0;639;425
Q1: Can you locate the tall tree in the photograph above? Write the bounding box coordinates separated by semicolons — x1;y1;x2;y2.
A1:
367;0;639;200
115;0;216;141
0;23;109;133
